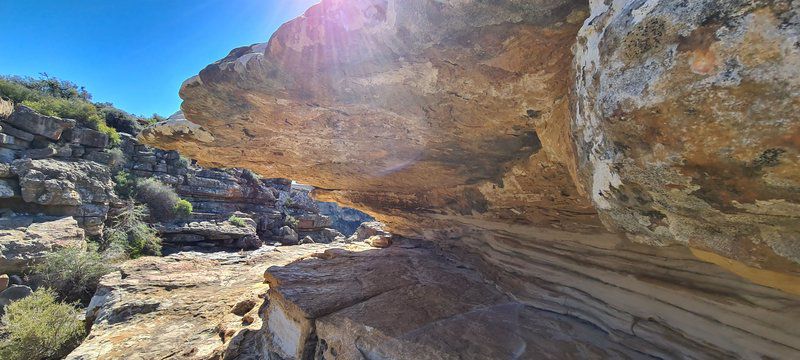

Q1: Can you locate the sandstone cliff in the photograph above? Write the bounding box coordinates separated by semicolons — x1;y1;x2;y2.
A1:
140;0;800;358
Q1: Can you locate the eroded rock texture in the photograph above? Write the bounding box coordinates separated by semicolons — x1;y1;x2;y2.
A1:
140;0;800;358
574;0;800;272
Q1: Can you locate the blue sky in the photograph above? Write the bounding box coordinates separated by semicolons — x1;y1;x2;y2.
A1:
0;0;318;117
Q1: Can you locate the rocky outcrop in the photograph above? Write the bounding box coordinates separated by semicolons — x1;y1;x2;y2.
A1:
573;0;800;271
263;239;642;359
140;0;800;358
0;216;86;274
66;243;374;360
158;216;262;250
1;105;117;235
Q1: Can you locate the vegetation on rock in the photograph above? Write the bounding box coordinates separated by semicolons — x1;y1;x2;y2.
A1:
228;215;246;227
34;246;113;304
134;178;180;220
105;200;162;258
174;199;193;219
0;289;86;360
0;74;165;143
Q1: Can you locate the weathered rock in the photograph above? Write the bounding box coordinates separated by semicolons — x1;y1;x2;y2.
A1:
0;178;18;198
11;158;115;206
66;244;364;360
0;216;86;274
0;284;32;315
573;0;800;272
0;274;8;292
0;98;12;119
71;128;109;148
0;163;11;178
137;0;800;358
1;123;35;141
5;105;75;140
274;225;299;245
348;221;390;242
264;240;643;359
23;146;57;160
159;219;261;249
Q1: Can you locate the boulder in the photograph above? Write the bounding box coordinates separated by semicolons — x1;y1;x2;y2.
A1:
0;216;86;274
71;128;109;148
0;178;19;198
5;105;75;140
275;225;298;245
0;98;12;119
0;274;8;292
348;221;390;242
0;285;32;315
1;123;35;141
11;158;115;206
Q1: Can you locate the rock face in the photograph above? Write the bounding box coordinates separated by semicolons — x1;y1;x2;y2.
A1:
0;216;86;274
138;0;800;358
574;0;800;272
263;239;642;359
66;244;373;360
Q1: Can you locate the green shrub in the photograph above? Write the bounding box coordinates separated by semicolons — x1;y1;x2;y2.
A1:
34;245;112;303
113;171;135;198
174;199;193;219
21;96;119;145
285;215;298;229
135;178;179;220
0;289;86;360
0;78;40;103
105;200;161;258
228;215;246;227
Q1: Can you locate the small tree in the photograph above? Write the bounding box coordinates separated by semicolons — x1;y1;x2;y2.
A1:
0;289;86;360
105;200;162;258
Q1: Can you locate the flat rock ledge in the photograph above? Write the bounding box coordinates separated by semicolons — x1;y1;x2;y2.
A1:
262;239;642;359
66;244;367;360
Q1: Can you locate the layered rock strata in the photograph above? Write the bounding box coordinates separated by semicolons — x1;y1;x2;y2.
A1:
0;104;357;249
140;0;800;358
263;239;642;359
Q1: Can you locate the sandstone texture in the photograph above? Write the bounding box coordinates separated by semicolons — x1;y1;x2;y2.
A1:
66;244;372;360
0;216;86;274
263;239;644;360
139;0;800;358
574;0;800;272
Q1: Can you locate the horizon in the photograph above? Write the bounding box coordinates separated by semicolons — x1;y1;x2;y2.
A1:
0;0;318;117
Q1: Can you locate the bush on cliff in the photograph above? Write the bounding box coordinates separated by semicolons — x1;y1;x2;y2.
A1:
22;96;120;145
174;199;193;219
228;215;246;227
113;171;135;198
134;178;180;220
34;245;113;304
0;74;121;144
105;200;162;258
0;289;86;360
